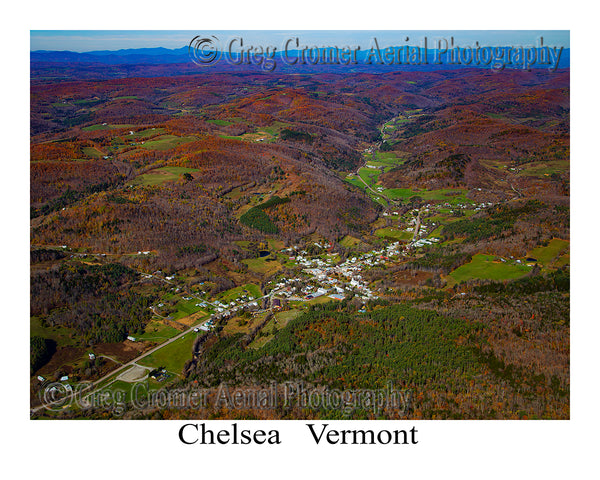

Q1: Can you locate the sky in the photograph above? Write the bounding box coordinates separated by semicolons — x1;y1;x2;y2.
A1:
30;30;570;52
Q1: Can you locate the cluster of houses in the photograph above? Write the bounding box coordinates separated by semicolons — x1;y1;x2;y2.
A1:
137;198;505;337
263;242;411;303
194;318;215;332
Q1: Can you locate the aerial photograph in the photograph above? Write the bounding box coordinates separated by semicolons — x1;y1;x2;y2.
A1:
30;30;570;420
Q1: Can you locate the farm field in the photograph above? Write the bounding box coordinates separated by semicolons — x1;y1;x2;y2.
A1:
137;333;199;374
383;187;472;205
248;309;302;349
81;146;104;158
222;312;266;335
129;166;199;186
31;316;78;348
527;238;570;266
374;227;413;241
446;254;533;285
340;235;369;249
218;283;262;303
242;256;282;275
140;135;197;151
81;123;134;131
135;320;180;342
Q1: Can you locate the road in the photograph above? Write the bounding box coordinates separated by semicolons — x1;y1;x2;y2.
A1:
350;115;408;208
355;170;391;207
31;292;273;415
411;207;424;242
31;320;201;414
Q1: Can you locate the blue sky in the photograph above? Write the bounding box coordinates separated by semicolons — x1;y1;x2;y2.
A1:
31;30;570;52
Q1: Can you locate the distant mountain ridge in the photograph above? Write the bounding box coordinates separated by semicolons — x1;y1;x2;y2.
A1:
31;45;570;70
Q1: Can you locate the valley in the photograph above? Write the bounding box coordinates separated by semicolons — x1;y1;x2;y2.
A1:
30;65;569;420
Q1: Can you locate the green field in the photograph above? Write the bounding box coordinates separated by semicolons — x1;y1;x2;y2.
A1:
137;333;199;374
358;167;382;187
129;127;166;139
81;124;134;131
554;253;570;268
374;227;413;241
170;301;207;322
340;235;368;249
130;166;199;186
384;188;472;205
135;320;180;342
519;160;569;177
427;225;444;238
527;239;570;265
218;284;262;303
141;135;197;151
373;151;405;162
81;146;104;158
223;312;267;335
31;316;78;347
447;254;532;284
242;256;282;275
207;119;234;126
345;174;365;190
262;121;292;136
248;309;302;349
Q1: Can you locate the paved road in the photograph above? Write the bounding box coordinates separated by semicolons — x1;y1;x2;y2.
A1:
355;171;391;207
411;207;424;242
31;292;272;415
30;321;202;414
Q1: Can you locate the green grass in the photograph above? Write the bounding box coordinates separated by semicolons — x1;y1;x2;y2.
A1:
129;128;166;139
518;160;569;177
141;135;196;151
170;301;206;322
242;256;282;275
262;121;292;136
304;296;337;306
344;175;365;190
358;167;382;187
207;119;234;126
374;227;413;241
129;166;199;186
527;239;570;265
135;320;180;342
340;235;367;249
427;225;444;238
137;333;199;373
249;309;302;347
30;316;78;347
248;335;273;349
374;151;404;162
81;146;104;158
81;124;134;131
271;309;301;329
553;253;570;268
384;188;472;205
218;284;262;303
447;254;532;284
